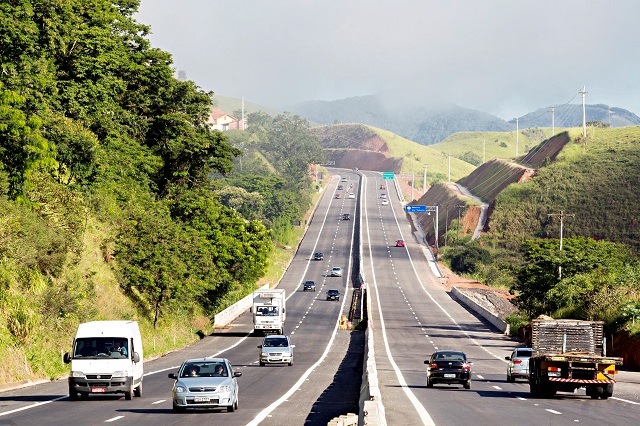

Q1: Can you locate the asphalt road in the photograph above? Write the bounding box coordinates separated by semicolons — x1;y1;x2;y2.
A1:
0;172;364;426
2;169;639;426
358;170;640;426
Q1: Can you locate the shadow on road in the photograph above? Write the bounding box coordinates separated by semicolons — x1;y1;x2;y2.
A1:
304;329;364;425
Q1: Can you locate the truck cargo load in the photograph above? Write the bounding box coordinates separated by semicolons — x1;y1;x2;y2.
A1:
528;318;622;399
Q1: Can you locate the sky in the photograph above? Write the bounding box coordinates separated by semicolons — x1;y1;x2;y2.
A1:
135;0;640;120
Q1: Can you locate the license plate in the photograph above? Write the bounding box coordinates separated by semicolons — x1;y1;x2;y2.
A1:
444;374;456;378
91;387;106;393
194;397;210;402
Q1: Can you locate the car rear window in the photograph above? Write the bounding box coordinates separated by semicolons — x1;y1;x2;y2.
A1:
516;349;532;357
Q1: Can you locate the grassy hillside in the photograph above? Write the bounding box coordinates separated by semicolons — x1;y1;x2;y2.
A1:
431;128;562;165
488;126;640;251
372;127;476;181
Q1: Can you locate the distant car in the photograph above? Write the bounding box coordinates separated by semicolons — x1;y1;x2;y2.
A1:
313;252;324;261
424;350;472;389
303;280;316;292
337;185;344;190
380;193;387;198
348;193;355;199
381;200;389;206
340;177;347;182
335;193;342;199
342;213;351;220
169;358;241;412
379;185;386;190
505;348;533;382
326;289;340;301
258;335;294;366
395;240;405;247
330;267;343;277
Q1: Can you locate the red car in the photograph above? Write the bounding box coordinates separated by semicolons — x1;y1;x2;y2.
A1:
335;194;341;199
395;240;405;247
380;185;386;190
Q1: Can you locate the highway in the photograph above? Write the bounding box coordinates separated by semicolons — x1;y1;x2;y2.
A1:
1;170;639;426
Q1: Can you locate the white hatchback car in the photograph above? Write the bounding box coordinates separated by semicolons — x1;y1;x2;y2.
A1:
381;199;389;206
505;348;533;382
330;267;343;277
348;193;355;199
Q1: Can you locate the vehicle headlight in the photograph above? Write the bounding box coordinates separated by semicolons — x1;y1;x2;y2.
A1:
262;352;268;357
112;370;126;378
71;371;85;378
218;385;232;392
174;385;187;393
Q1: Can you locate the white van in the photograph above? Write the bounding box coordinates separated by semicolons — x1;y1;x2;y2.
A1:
64;320;143;400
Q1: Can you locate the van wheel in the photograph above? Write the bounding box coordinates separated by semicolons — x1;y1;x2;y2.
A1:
134;382;142;397
124;383;134;400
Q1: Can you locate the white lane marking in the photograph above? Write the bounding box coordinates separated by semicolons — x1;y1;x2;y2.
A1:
546;409;562;415
611;396;640;405
516;396;527;401
492;385;502;390
476;375;484;379
152;400;166;404
363;174;435;426
105;416;125;422
0;396;67;417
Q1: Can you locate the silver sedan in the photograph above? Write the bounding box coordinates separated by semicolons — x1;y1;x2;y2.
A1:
169;358;241;412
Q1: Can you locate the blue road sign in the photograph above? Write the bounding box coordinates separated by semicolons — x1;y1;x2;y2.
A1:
405;205;427;213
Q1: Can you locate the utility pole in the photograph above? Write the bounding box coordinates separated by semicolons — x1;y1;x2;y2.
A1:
448;154;451;182
411;172;414;201
241;97;245;131
515;118;519;157
548;211;575;279
423;164;428;193
579;86;588;138
548;106;555;135
456;204;465;241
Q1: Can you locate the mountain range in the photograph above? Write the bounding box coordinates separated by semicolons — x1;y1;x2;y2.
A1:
286;92;640;146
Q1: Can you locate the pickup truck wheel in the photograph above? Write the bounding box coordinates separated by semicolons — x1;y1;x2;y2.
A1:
69;387;79;401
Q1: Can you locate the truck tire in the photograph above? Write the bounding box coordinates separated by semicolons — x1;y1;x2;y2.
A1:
603;383;614;399
134;382;142;397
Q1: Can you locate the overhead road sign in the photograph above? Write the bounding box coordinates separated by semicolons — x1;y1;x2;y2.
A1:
383;172;395;180
405;205;427;213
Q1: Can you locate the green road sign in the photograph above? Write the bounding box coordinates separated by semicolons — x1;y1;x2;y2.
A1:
383;172;395;180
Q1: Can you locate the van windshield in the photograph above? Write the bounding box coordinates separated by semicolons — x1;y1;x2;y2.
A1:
73;337;129;359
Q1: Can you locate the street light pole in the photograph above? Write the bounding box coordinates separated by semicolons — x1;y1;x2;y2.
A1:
423;164;428;193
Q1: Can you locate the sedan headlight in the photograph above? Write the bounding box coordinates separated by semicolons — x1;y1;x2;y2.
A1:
218;385;232;392
174;385;187;393
71;371;85;378
261;352;268;357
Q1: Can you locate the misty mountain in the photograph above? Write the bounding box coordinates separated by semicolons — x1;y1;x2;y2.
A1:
512;104;640;129
288;92;640;146
289;93;512;146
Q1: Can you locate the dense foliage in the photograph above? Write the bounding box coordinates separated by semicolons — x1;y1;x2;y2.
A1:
0;0;305;380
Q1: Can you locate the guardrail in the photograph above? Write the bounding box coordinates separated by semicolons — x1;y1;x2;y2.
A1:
213;284;269;328
450;287;510;335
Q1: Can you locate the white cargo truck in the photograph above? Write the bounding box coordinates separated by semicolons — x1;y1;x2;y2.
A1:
63;320;144;400
251;289;286;335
